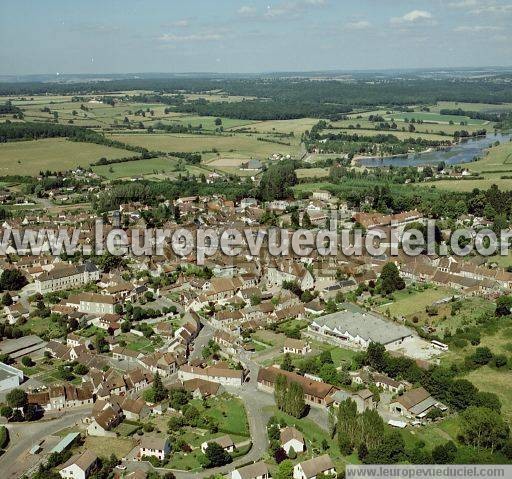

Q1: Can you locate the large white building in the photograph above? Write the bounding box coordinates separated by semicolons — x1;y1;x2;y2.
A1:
0;362;24;391
35;262;99;294
308;306;413;350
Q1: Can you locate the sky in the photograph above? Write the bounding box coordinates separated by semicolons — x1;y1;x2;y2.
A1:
1;0;512;75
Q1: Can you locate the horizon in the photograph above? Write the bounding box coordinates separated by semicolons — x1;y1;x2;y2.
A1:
1;0;512;75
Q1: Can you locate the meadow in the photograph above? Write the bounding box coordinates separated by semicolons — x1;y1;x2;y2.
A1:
109;132;299;158
0;138;134;175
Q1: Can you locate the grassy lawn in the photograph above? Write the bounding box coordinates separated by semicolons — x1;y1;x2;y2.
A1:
465;366;512;423
83;436;136;458
252;330;287;347
0;138;135;175
165;450;203;471
376;286;455;319
193;394;249;437
400;416;461;451
124;334;156;353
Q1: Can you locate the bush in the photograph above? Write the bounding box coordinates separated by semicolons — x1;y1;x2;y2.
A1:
0;425;9;449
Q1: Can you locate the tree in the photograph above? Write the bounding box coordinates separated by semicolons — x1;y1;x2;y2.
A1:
214;118;222;126
286;381;306;418
432;441;457;464
364;431;405;464
276;459;293;479
461;406;510;452
153;372;168;402
281;353;294;372
495;295;512;316
471;347;493;365
6;388;27;408
21;356;34;367
274;374;288;411
2;292;13;306
337;398;359;454
0;269;27;291
204;442;232;467
359;409;385;451
379;262;405;294
365;342;387;372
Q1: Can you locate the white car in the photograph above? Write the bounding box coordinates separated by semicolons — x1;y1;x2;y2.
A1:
115;465;127;470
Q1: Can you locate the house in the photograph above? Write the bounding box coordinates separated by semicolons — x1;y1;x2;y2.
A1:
36;262;99;294
283;338;311;356
182;378;221;398
178;364;245;387
139;435;171;461
232;462;270;479
373;373;404;394
201;434;235;454
87;402;123;437
4;302;29;324
293;454;335;479
76;293;117;315
280;426;305;455
389;387;444;419
58;450;99;479
257;367;337;408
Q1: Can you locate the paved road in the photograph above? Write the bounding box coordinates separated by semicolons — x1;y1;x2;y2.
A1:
1;407;92;479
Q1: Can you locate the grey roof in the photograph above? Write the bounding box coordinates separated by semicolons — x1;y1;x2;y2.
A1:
0;335;45;355
311;308;413;345
50;432;80;453
235;462;269;479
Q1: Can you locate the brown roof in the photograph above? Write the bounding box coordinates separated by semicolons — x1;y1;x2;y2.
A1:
298;454;335;479
257;367;337;400
234;462;269;479
280;426;304;445
59;450;98;472
396;387;431;410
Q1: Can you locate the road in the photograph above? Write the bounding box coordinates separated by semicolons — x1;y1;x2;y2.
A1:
1;407;92;479
124;343;330;478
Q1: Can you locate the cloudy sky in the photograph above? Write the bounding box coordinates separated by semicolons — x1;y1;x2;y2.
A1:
1;0;512;75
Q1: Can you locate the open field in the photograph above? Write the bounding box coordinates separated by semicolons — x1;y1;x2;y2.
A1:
331;128;449;142
432;101;512;113
108;132;298;158
382;111;488;125
92;156;210;180
465;366;512;423
296;167;330;179
234;118;320;135
376;286;455;319
0;138;134;175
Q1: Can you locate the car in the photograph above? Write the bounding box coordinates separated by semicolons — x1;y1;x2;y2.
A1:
115;465;127;470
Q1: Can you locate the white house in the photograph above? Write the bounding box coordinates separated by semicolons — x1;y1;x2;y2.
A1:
58;450;99;479
293;455;335;479
201;434;235;454
280;426;305;455
283;338;311;356
139;436;171;461
232;462;270;479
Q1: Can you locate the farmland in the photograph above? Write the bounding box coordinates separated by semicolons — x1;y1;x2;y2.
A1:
0;138;134;175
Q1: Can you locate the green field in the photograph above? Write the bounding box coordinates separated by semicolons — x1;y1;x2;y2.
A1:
92;156;210;180
376;286;455;319
382;111;488;126
0;138;134;175
108;132;299;158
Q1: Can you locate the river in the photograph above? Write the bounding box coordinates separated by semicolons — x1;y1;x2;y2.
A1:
357;132;512;168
